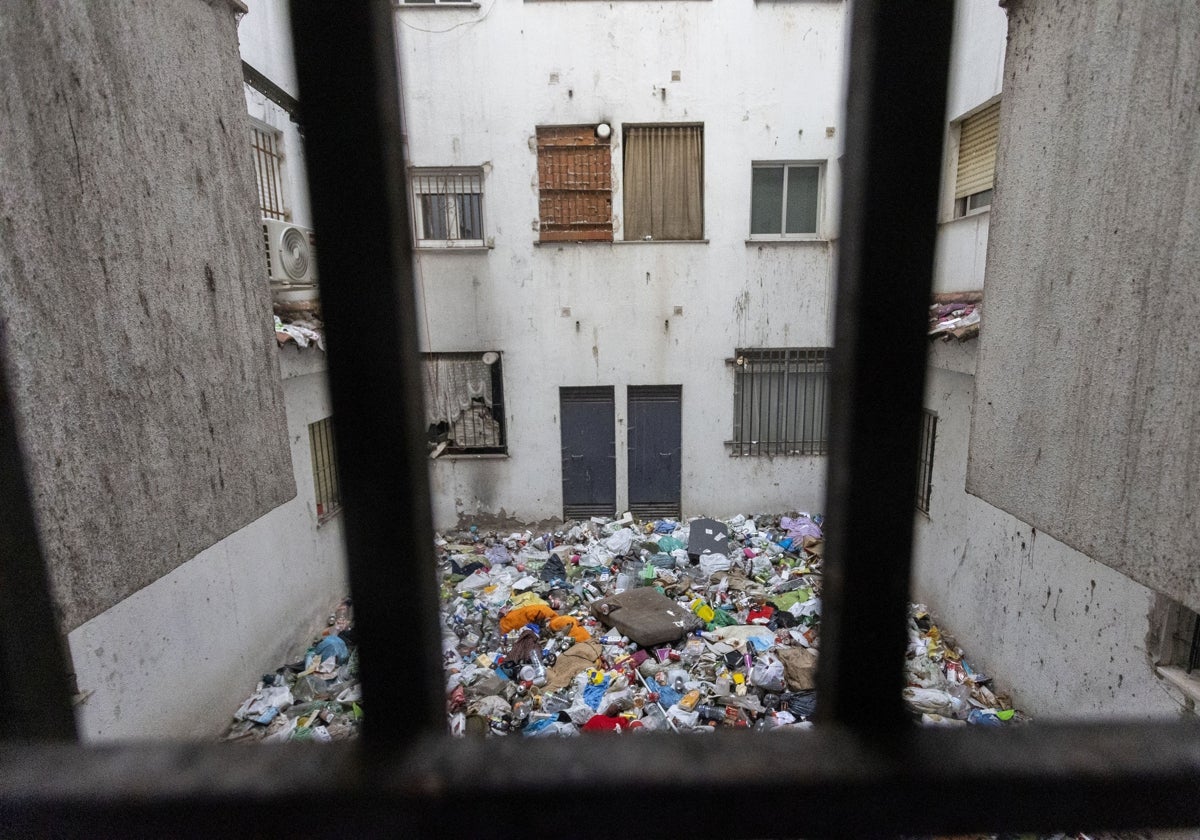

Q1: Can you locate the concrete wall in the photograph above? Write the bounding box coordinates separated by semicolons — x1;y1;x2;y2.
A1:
396;0;846;527
968;0;1200;611
68;348;347;740
0;0;295;632
914;343;1191;719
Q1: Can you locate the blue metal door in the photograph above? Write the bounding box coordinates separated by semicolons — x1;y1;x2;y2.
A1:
627;385;682;520
560;386;616;519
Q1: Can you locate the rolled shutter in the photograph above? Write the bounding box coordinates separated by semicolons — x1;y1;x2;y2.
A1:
954;101;1000;200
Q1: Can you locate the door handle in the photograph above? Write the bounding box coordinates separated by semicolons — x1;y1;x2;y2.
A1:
659;452;672;457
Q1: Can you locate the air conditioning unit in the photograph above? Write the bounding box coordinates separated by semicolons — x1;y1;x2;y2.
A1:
262;219;318;285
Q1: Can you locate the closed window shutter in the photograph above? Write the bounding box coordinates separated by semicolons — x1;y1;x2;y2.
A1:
954;101;1000;200
537;126;613;242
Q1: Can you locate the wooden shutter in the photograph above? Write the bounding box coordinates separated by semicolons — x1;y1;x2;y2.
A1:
537;126;612;242
954;101;1000;199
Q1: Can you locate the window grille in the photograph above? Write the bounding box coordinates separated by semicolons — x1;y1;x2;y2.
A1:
916;408;937;513
309;417;341;521
536;126;613;242
409;168;484;247
250;124;287;220
423;352;506;454
732;348;830;455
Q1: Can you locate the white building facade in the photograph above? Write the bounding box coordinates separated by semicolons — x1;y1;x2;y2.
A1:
395;0;848;528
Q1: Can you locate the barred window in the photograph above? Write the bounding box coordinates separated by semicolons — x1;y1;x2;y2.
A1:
732;348;830;456
308;417;341;522
410;168;485;247
423;352;506;455
916;408;937;513
250;124;287;220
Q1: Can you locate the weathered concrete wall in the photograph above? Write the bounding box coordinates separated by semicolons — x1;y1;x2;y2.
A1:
68;348;346;740
0;0;294;631
914;344;1191;719
968;0;1200;611
397;0;845;527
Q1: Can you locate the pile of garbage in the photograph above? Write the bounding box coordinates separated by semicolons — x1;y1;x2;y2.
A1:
220;511;1022;742
440;512;1025;736
223;599;362;743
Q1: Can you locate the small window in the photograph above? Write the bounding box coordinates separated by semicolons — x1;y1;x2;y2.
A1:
732;348;830;456
250;123;287;221
1153;597;1200;702
536;126;613;242
309;417;342;522
916;408;937;513
623;124;704;241
750;162;822;238
424;352;507;455
410;168;485;248
953;101;999;218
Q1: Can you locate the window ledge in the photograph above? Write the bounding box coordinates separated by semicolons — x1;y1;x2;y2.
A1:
746;238;830;246
317;508;343;527
941;207;990;226
1156;666;1200;707
614;239;710;245
431;452;510;461
723;442;828;457
395;3;481;9
414;246;491;253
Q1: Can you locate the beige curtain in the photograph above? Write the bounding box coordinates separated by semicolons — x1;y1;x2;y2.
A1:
623;125;703;240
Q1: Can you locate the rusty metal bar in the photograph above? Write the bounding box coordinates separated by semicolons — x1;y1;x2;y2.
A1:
815;0;953;730
0;356;77;741
290;0;444;747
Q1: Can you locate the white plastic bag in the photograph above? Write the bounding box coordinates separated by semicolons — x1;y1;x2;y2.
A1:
750;654;786;692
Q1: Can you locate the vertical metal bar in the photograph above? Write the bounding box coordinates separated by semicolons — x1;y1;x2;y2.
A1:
290;0;443;747
0;354;77;741
816;0;953;730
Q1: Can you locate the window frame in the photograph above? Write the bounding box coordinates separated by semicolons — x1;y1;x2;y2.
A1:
748;160;825;240
536;125;614;243
249;119;289;222
948;100;1000;221
730;347;831;456
916;408;937;514
408;166;487;250
308;416;342;523
621;122;705;242
422;351;507;456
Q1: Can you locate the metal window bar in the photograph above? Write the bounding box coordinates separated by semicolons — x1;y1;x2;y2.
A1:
2;1;1200;836
916;408;936;513
733;348;829;455
411;169;483;243
251;125;287;220
310;417;342;520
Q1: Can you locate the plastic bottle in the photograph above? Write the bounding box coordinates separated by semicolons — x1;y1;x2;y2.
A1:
529;649;547;687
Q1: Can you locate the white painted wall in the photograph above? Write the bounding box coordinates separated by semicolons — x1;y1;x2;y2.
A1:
932;0;1007;293
239;0;312;228
69;349;347;740
396;0;846;527
914;343;1190;719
